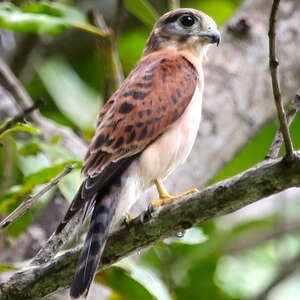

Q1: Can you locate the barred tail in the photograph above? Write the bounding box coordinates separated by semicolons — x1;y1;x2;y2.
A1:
70;178;121;299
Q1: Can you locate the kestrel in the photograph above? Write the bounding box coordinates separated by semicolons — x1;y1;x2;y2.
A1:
55;8;220;299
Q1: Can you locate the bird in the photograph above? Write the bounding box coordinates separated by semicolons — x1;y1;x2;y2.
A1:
54;8;220;299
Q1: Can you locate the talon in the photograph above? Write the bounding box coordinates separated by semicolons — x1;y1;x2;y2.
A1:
123;213;134;229
151;178;199;210
142;204;154;222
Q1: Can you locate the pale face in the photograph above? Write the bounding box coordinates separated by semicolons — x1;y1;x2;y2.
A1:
144;8;220;57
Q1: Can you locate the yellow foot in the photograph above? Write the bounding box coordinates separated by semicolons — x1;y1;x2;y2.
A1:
123;213;134;228
151;178;199;211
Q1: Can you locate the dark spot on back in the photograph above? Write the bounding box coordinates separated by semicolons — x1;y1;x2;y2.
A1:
119;102;135;114
125;125;133;132
127;130;136;144
104;137;115;146
124;90;134;97
113;136;124;149
133;91;148;100
138;127;148;141
148;127;155;138
176;88;181;98
136;82;152;88
136;122;143;128
94;134;105;148
138;111;144;118
143;74;153;81
172;95;178;104
146;109;152;116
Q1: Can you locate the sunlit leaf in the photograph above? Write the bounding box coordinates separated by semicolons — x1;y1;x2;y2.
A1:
0;161;79;213
21;1;85;23
18;141;41;156
0;1;107;37
116;258;172;300
37;57;101;131
0;123;40;139
124;0;158;28
58;169;82;203
96;265;156;300
0;2;70;35
0;263;17;272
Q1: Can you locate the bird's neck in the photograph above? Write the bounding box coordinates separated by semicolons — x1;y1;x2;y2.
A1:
144;34;208;64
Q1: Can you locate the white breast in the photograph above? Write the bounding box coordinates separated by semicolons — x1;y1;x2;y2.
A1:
112;86;203;228
139;85;203;186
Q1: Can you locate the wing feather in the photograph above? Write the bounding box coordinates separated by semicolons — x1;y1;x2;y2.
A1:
82;52;199;177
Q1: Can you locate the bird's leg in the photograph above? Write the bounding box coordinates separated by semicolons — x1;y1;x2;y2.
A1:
150;179;199;211
123;213;134;229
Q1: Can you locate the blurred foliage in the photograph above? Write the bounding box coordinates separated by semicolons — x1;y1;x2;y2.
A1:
0;0;300;299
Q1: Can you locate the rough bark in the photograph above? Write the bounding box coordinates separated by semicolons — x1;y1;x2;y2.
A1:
1;153;300;299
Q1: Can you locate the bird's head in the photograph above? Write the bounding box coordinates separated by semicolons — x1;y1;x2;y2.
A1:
144;8;220;58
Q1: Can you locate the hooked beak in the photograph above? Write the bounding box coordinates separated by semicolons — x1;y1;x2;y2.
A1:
198;30;221;46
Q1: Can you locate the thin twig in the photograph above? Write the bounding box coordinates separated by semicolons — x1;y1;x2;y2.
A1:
8;34;39;77
268;0;295;160
0;164;77;230
0;58;36;112
170;0;180;9
0;99;45;136
252;253;300;300
266;93;300;159
88;9;124;96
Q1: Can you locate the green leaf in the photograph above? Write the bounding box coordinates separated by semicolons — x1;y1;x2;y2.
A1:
124;0;158;28
96;264;158;300
0;1;107;37
0;263;17;272
113;258;173;300
0;123;40;139
58;169;82;203
37;57;101;131
18;141;41;156
21;1;86;23
0;161;79;213
0;2;69;35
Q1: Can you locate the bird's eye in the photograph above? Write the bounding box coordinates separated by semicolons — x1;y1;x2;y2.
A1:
179;15;196;27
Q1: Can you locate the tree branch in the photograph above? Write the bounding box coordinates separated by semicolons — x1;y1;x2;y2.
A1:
268;0;295;160
1;153;300;299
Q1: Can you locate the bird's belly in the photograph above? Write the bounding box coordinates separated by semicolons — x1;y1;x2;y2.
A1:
111;86;202;228
139;86;202;186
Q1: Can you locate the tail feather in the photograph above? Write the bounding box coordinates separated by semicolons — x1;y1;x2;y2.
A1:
70;178;121;299
55;157;135;235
